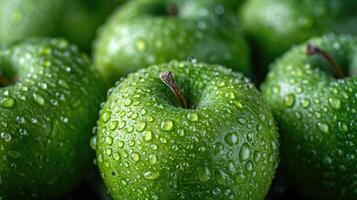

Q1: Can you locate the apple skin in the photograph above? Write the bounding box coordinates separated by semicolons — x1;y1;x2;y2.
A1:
95;61;279;200
0;0;120;51
261;34;357;200
240;0;357;75
0;38;105;199
94;0;250;84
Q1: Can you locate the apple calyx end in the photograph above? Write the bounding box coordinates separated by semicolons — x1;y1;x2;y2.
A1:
160;71;188;109
306;43;344;79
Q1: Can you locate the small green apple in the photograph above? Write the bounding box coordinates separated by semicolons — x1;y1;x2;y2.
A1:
94;0;251;84
240;0;357;81
262;34;357;200
94;61;279;199
0;0;121;51
0;38;105;199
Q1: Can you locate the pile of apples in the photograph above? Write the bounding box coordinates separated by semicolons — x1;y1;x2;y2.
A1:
0;0;355;200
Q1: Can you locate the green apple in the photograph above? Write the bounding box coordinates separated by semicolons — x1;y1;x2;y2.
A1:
0;38;105;199
240;0;357;80
262;34;357;199
0;0;120;51
94;0;251;84
94;61;279;199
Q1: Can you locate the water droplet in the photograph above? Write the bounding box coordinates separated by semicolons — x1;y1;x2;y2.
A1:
128;140;135;147
187;113;198;122
226;93;235;99
105;148;112;156
118;140;124;148
113;152;120;161
102;111;111;123
284;93;295;107
300;98;310;108
213;142;223;155
124;99;132;106
227;161;236;173
245;161;253;171
122;150;128;158
177;129;185;137
118;121;126;129
0;97;15;108
1;132;11;142
272;85;280;93
224;132;239;146
198;166;211;182
329;97;341;110
239;144;250;161
33;93;45;105
143;131;153;142
136;122;146;132
132;152;140;162
90;135;97;150
317;122;329;133
109;121;118;130
149;154;157;164
143;171;160;180
323;156;332;165
218;81;225;87
161;120;173;131
105;136;113;145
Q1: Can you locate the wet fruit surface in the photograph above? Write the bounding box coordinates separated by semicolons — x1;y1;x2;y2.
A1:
95;61;279;199
262;34;357;200
0;38;105;199
94;0;250;84
241;0;357;63
0;0;120;51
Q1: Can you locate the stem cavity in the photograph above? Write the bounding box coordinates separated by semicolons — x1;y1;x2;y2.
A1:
167;4;178;16
0;75;12;87
306;43;344;79
160;71;188;109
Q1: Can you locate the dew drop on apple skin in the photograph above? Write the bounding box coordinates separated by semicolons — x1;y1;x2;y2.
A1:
102;111;111;123
284;93;295;107
239;143;250;161
245;161;254;172
160;120;173;131
143;171;160;180
131;152;140;162
224;132;239;146
109;120;118;130
1;132;12;142
0;97;15;108
136;121;146;132
329;97;342;110
300;98;311;108
105;136;113;145
90;135;97;150
317;122;329;133
198;166;211;182
113;152;120;161
187;113;198;122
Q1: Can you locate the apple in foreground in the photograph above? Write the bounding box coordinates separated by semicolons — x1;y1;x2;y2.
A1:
262;34;357;200
94;61;279;199
94;0;250;84
0;38;105;199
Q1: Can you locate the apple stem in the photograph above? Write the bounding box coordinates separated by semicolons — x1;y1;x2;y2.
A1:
0;75;12;87
160;71;188;109
167;4;178;16
306;43;344;79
